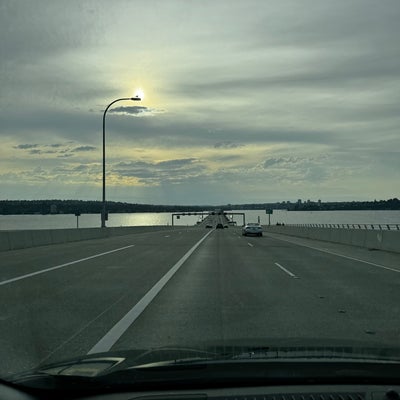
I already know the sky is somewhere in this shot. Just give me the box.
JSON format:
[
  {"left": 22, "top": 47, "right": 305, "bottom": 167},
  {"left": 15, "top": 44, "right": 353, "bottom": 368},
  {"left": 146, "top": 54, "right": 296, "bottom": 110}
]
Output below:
[{"left": 0, "top": 0, "right": 399, "bottom": 205}]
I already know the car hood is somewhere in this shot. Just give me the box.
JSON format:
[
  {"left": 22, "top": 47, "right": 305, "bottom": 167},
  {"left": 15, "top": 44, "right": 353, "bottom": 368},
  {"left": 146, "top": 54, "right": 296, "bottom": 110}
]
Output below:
[{"left": 6, "top": 338, "right": 400, "bottom": 390}]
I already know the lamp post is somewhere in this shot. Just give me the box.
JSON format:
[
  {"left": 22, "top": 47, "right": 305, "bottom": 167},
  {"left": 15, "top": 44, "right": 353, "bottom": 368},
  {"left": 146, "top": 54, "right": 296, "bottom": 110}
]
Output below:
[{"left": 101, "top": 96, "right": 141, "bottom": 228}]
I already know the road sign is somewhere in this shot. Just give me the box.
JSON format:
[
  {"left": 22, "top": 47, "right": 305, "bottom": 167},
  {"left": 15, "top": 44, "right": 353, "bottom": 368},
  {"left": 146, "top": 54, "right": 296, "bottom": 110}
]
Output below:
[{"left": 266, "top": 209, "right": 273, "bottom": 214}]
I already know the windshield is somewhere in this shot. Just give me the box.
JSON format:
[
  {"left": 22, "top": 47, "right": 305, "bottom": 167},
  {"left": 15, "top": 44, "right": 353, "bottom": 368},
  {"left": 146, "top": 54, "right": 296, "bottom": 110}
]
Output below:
[{"left": 1, "top": 0, "right": 400, "bottom": 389}]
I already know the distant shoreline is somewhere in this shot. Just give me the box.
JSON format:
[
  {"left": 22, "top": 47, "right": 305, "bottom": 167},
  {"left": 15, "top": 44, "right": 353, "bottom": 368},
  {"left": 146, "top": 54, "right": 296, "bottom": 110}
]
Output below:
[{"left": 0, "top": 198, "right": 399, "bottom": 215}]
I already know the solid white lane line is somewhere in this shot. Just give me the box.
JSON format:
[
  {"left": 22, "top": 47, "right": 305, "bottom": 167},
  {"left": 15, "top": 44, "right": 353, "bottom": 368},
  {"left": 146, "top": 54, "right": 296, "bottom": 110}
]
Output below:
[
  {"left": 247, "top": 242, "right": 254, "bottom": 247},
  {"left": 0, "top": 245, "right": 135, "bottom": 286},
  {"left": 270, "top": 235, "right": 400, "bottom": 274},
  {"left": 274, "top": 262, "right": 298, "bottom": 278},
  {"left": 87, "top": 229, "right": 214, "bottom": 355}
]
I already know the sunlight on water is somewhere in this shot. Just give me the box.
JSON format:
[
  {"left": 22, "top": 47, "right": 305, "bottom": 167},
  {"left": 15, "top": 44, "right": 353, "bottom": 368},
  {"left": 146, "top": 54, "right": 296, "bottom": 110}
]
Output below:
[{"left": 0, "top": 212, "right": 203, "bottom": 230}]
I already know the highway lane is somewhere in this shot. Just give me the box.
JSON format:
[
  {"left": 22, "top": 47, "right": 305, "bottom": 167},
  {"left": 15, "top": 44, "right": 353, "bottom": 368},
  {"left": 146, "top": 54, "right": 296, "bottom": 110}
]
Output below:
[
  {"left": 244, "top": 232, "right": 400, "bottom": 341},
  {"left": 1, "top": 225, "right": 400, "bottom": 376},
  {"left": 0, "top": 227, "right": 209, "bottom": 375},
  {"left": 0, "top": 227, "right": 197, "bottom": 283},
  {"left": 111, "top": 228, "right": 400, "bottom": 351},
  {"left": 264, "top": 230, "right": 400, "bottom": 271}
]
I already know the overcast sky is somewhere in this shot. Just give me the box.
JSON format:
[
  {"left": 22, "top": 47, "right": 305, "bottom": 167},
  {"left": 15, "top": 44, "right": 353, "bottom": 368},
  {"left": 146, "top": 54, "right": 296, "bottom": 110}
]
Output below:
[{"left": 1, "top": 0, "right": 399, "bottom": 205}]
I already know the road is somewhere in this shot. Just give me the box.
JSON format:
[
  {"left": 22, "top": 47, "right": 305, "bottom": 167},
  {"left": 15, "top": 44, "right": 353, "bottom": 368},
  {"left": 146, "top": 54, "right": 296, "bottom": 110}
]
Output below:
[{"left": 1, "top": 221, "right": 400, "bottom": 376}]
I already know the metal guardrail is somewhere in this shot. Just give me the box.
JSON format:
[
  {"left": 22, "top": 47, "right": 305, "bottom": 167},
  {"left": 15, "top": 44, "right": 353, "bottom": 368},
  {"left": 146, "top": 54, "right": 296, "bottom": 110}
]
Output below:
[{"left": 286, "top": 223, "right": 400, "bottom": 230}]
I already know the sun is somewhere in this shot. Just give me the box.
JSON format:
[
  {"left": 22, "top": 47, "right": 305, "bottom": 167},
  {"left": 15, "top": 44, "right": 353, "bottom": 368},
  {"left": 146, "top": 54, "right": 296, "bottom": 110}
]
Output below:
[{"left": 134, "top": 88, "right": 145, "bottom": 100}]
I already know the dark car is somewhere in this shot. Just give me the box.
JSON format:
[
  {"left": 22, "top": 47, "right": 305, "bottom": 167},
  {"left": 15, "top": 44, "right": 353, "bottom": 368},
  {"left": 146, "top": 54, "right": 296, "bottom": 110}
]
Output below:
[{"left": 216, "top": 223, "right": 224, "bottom": 229}]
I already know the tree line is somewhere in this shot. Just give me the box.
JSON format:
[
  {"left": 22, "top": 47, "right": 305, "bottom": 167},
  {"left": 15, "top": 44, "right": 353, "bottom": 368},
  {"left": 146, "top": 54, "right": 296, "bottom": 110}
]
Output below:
[
  {"left": 0, "top": 198, "right": 399, "bottom": 215},
  {"left": 0, "top": 200, "right": 209, "bottom": 215}
]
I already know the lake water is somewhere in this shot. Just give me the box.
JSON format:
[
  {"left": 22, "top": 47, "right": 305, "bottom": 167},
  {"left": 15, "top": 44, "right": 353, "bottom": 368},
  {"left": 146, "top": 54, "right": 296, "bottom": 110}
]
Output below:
[{"left": 0, "top": 210, "right": 399, "bottom": 230}]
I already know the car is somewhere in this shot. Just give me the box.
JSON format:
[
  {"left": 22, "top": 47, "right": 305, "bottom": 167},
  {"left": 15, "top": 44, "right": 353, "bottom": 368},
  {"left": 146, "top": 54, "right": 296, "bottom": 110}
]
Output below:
[
  {"left": 242, "top": 223, "right": 263, "bottom": 236},
  {"left": 216, "top": 223, "right": 224, "bottom": 229},
  {"left": 205, "top": 224, "right": 213, "bottom": 228}
]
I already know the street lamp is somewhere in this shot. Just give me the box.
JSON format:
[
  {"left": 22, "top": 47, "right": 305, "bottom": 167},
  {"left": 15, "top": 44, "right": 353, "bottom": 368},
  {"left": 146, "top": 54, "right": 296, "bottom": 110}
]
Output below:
[{"left": 101, "top": 96, "right": 141, "bottom": 228}]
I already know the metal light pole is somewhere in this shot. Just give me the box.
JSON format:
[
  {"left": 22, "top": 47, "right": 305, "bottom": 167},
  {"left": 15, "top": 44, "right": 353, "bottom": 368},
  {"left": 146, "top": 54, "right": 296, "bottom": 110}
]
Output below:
[{"left": 101, "top": 96, "right": 141, "bottom": 228}]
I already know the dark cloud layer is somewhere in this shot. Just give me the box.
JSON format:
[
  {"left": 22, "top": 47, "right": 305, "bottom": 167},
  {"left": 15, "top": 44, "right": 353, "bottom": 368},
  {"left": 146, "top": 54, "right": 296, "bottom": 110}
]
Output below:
[
  {"left": 109, "top": 106, "right": 162, "bottom": 117},
  {"left": 113, "top": 158, "right": 204, "bottom": 184},
  {"left": 214, "top": 142, "right": 244, "bottom": 149},
  {"left": 13, "top": 142, "right": 96, "bottom": 158},
  {"left": 13, "top": 144, "right": 39, "bottom": 150},
  {"left": 74, "top": 146, "right": 97, "bottom": 152}
]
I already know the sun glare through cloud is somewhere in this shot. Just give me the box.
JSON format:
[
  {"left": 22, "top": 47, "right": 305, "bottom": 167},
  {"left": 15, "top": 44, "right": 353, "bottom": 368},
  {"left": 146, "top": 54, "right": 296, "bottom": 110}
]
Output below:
[{"left": 134, "top": 88, "right": 145, "bottom": 100}]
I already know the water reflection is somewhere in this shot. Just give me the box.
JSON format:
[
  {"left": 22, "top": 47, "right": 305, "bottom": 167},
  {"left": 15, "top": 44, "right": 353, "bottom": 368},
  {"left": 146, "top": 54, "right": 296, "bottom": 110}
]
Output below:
[{"left": 0, "top": 212, "right": 202, "bottom": 230}]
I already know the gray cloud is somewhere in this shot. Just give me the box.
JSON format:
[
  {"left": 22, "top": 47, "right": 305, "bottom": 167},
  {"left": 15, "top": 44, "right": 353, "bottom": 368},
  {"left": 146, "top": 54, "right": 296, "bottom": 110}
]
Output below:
[
  {"left": 13, "top": 144, "right": 40, "bottom": 150},
  {"left": 156, "top": 158, "right": 197, "bottom": 168},
  {"left": 0, "top": 1, "right": 106, "bottom": 62},
  {"left": 253, "top": 153, "right": 366, "bottom": 186},
  {"left": 263, "top": 157, "right": 301, "bottom": 168},
  {"left": 110, "top": 106, "right": 148, "bottom": 115},
  {"left": 12, "top": 142, "right": 97, "bottom": 158},
  {"left": 214, "top": 141, "right": 244, "bottom": 149},
  {"left": 57, "top": 154, "right": 74, "bottom": 158},
  {"left": 109, "top": 106, "right": 164, "bottom": 117},
  {"left": 112, "top": 158, "right": 205, "bottom": 184},
  {"left": 73, "top": 146, "right": 97, "bottom": 152}
]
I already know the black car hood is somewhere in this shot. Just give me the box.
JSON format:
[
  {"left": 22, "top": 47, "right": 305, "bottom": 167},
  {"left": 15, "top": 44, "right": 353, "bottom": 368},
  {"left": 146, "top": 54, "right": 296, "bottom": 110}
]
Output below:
[
  {"left": 8, "top": 337, "right": 400, "bottom": 377},
  {"left": 5, "top": 338, "right": 400, "bottom": 394}
]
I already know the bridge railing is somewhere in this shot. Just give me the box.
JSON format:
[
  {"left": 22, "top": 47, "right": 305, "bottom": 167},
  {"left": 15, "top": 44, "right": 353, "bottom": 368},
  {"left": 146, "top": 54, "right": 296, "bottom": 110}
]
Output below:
[{"left": 283, "top": 223, "right": 400, "bottom": 230}]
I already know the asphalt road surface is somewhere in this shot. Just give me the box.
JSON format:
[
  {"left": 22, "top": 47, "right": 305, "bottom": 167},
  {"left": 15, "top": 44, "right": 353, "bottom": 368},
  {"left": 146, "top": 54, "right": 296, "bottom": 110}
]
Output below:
[{"left": 1, "top": 221, "right": 400, "bottom": 376}]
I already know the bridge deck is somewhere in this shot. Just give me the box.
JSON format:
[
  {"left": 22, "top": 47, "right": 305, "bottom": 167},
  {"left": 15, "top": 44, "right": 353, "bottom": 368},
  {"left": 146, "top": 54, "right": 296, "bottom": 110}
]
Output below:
[{"left": 1, "top": 225, "right": 400, "bottom": 375}]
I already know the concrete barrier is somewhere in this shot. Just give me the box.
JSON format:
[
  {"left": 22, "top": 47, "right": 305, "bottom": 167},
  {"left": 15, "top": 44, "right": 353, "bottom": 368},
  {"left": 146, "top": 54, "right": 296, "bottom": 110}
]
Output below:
[
  {"left": 350, "top": 229, "right": 367, "bottom": 248},
  {"left": 0, "top": 232, "right": 11, "bottom": 251},
  {"left": 382, "top": 230, "right": 400, "bottom": 253},
  {"left": 264, "top": 225, "right": 400, "bottom": 254},
  {"left": 50, "top": 229, "right": 69, "bottom": 245},
  {"left": 364, "top": 230, "right": 383, "bottom": 250},
  {"left": 0, "top": 225, "right": 187, "bottom": 252},
  {"left": 7, "top": 230, "right": 34, "bottom": 250},
  {"left": 31, "top": 230, "right": 53, "bottom": 247}
]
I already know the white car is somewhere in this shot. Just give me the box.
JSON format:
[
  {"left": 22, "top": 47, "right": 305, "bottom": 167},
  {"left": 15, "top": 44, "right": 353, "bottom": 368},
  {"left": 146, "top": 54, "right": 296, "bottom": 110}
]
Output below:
[{"left": 242, "top": 223, "right": 263, "bottom": 237}]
